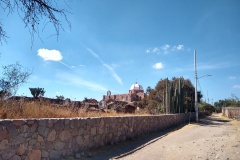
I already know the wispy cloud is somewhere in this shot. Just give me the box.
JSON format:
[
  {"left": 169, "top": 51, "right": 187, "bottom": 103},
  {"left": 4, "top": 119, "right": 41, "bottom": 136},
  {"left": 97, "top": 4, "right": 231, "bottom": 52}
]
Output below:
[
  {"left": 56, "top": 72, "right": 108, "bottom": 91},
  {"left": 172, "top": 45, "right": 184, "bottom": 51},
  {"left": 59, "top": 61, "right": 74, "bottom": 69},
  {"left": 86, "top": 48, "right": 123, "bottom": 85},
  {"left": 146, "top": 44, "right": 185, "bottom": 54},
  {"left": 153, "top": 62, "right": 164, "bottom": 69},
  {"left": 161, "top": 44, "right": 170, "bottom": 54},
  {"left": 229, "top": 76, "right": 236, "bottom": 80},
  {"left": 38, "top": 48, "right": 74, "bottom": 69},
  {"left": 233, "top": 85, "right": 240, "bottom": 89}
]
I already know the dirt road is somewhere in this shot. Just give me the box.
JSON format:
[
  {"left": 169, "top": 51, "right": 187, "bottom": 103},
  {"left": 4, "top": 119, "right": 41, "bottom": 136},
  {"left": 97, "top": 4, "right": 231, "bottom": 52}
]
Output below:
[
  {"left": 79, "top": 114, "right": 240, "bottom": 160},
  {"left": 112, "top": 114, "right": 240, "bottom": 160}
]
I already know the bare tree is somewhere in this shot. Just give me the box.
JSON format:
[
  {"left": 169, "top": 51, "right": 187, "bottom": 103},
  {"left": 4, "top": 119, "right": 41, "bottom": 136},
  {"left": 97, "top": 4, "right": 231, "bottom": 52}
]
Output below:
[
  {"left": 0, "top": 62, "right": 31, "bottom": 99},
  {"left": 0, "top": 0, "right": 71, "bottom": 46}
]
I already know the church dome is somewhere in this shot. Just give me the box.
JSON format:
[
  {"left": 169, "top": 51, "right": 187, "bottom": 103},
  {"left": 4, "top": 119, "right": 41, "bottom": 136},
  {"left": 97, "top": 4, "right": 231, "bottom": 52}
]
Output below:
[{"left": 130, "top": 82, "right": 143, "bottom": 91}]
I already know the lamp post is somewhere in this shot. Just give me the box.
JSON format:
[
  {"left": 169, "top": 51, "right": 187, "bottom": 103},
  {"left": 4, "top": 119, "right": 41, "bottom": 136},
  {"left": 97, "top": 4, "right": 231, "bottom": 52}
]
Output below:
[{"left": 194, "top": 50, "right": 212, "bottom": 122}]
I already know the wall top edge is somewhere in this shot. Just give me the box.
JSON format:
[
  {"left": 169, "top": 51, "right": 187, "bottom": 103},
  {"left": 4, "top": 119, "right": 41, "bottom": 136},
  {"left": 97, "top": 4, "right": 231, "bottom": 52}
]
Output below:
[{"left": 0, "top": 113, "right": 193, "bottom": 122}]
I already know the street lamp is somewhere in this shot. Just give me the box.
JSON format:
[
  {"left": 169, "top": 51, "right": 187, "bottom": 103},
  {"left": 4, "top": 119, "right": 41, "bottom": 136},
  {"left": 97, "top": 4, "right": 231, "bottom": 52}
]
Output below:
[{"left": 194, "top": 50, "right": 212, "bottom": 122}]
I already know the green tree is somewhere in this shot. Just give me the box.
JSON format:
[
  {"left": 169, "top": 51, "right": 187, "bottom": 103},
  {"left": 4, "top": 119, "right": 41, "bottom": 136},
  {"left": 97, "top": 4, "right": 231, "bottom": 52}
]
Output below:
[
  {"left": 147, "top": 100, "right": 162, "bottom": 114},
  {"left": 146, "top": 86, "right": 153, "bottom": 96},
  {"left": 148, "top": 77, "right": 196, "bottom": 113},
  {"left": 56, "top": 95, "right": 65, "bottom": 100},
  {"left": 29, "top": 87, "right": 45, "bottom": 98},
  {"left": 214, "top": 94, "right": 240, "bottom": 109},
  {"left": 199, "top": 102, "right": 215, "bottom": 112}
]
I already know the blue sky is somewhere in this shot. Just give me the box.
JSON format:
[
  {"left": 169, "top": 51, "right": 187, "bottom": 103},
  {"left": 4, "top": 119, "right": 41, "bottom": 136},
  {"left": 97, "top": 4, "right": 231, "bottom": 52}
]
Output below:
[{"left": 0, "top": 0, "right": 239, "bottom": 103}]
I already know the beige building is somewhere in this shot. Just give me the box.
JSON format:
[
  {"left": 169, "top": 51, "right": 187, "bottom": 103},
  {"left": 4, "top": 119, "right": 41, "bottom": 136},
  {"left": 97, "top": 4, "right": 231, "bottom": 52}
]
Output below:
[{"left": 103, "top": 82, "right": 145, "bottom": 103}]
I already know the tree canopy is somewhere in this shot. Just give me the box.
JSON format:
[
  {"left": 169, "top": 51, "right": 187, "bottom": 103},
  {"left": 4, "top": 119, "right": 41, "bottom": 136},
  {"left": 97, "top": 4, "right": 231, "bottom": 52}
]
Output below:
[
  {"left": 147, "top": 77, "right": 201, "bottom": 114},
  {"left": 29, "top": 87, "right": 45, "bottom": 98}
]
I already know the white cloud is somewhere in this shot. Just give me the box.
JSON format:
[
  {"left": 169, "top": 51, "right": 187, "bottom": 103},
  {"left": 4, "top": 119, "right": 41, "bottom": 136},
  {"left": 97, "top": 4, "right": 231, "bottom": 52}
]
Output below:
[
  {"left": 145, "top": 49, "right": 150, "bottom": 53},
  {"left": 86, "top": 48, "right": 123, "bottom": 85},
  {"left": 38, "top": 48, "right": 62, "bottom": 61},
  {"left": 162, "top": 44, "right": 170, "bottom": 50},
  {"left": 173, "top": 45, "right": 184, "bottom": 51},
  {"left": 233, "top": 85, "right": 240, "bottom": 89},
  {"left": 56, "top": 72, "right": 108, "bottom": 91},
  {"left": 229, "top": 76, "right": 236, "bottom": 80},
  {"left": 153, "top": 62, "right": 164, "bottom": 69},
  {"left": 146, "top": 44, "right": 184, "bottom": 54},
  {"left": 152, "top": 47, "right": 160, "bottom": 53}
]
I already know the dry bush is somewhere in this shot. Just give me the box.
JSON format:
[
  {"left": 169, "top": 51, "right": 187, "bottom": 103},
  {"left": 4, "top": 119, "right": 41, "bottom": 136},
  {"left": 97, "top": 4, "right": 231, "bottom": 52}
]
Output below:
[{"left": 0, "top": 99, "right": 149, "bottom": 119}]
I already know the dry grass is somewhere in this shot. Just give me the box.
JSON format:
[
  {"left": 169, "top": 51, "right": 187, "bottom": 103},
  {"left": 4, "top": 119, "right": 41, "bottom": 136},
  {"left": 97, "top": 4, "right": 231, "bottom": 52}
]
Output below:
[{"left": 0, "top": 99, "right": 149, "bottom": 119}]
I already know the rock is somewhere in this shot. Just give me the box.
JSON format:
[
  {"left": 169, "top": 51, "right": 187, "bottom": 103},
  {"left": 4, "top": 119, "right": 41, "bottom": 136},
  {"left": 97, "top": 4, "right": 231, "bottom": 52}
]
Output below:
[
  {"left": 17, "top": 143, "right": 26, "bottom": 155},
  {"left": 54, "top": 120, "right": 64, "bottom": 131},
  {"left": 54, "top": 140, "right": 65, "bottom": 150},
  {"left": 75, "top": 153, "right": 81, "bottom": 158},
  {"left": 45, "top": 141, "right": 54, "bottom": 150},
  {"left": 49, "top": 150, "right": 62, "bottom": 159},
  {"left": 37, "top": 125, "right": 45, "bottom": 135},
  {"left": 59, "top": 130, "right": 71, "bottom": 141},
  {"left": 76, "top": 136, "right": 84, "bottom": 145},
  {"left": 28, "top": 149, "right": 41, "bottom": 160},
  {"left": 39, "top": 120, "right": 47, "bottom": 127},
  {"left": 12, "top": 136, "right": 25, "bottom": 146},
  {"left": 0, "top": 139, "right": 8, "bottom": 150},
  {"left": 20, "top": 125, "right": 29, "bottom": 132},
  {"left": 0, "top": 129, "right": 8, "bottom": 141},
  {"left": 12, "top": 155, "right": 21, "bottom": 160},
  {"left": 1, "top": 149, "right": 15, "bottom": 160},
  {"left": 42, "top": 150, "right": 49, "bottom": 158},
  {"left": 37, "top": 135, "right": 44, "bottom": 142},
  {"left": 30, "top": 123, "right": 38, "bottom": 132},
  {"left": 47, "top": 130, "right": 57, "bottom": 141},
  {"left": 12, "top": 120, "right": 25, "bottom": 126},
  {"left": 91, "top": 127, "right": 97, "bottom": 136},
  {"left": 6, "top": 124, "right": 18, "bottom": 137}
]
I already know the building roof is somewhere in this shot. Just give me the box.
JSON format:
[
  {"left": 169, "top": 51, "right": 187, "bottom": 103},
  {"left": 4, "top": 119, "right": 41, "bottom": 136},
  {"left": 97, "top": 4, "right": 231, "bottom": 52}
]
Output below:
[{"left": 130, "top": 82, "right": 143, "bottom": 91}]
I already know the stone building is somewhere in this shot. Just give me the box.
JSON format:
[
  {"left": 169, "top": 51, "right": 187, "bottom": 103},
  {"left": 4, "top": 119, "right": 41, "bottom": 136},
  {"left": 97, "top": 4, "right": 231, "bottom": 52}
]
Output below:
[{"left": 102, "top": 82, "right": 145, "bottom": 103}]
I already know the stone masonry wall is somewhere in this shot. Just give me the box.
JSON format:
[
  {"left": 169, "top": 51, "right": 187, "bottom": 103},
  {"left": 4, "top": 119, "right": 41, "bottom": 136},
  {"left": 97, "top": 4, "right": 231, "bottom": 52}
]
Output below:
[
  {"left": 0, "top": 113, "right": 195, "bottom": 160},
  {"left": 222, "top": 107, "right": 240, "bottom": 120}
]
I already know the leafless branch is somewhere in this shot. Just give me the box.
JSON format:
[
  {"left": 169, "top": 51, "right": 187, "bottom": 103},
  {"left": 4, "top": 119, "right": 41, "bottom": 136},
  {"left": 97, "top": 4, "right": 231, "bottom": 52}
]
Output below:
[{"left": 0, "top": 0, "right": 71, "bottom": 47}]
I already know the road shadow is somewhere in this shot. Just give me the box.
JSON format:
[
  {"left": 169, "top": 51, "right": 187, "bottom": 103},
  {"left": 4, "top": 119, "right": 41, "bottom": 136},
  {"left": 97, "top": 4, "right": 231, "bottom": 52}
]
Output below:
[
  {"left": 78, "top": 123, "right": 187, "bottom": 160},
  {"left": 198, "top": 114, "right": 231, "bottom": 126}
]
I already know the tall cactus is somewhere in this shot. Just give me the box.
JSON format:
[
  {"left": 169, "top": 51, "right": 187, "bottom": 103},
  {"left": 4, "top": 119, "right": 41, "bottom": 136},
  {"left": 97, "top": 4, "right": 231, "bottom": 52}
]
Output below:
[{"left": 164, "top": 77, "right": 185, "bottom": 114}]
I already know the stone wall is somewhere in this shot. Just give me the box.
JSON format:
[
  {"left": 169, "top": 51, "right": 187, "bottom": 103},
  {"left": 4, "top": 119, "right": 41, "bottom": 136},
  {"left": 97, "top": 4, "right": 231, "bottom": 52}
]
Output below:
[
  {"left": 0, "top": 113, "right": 195, "bottom": 160},
  {"left": 222, "top": 107, "right": 240, "bottom": 120}
]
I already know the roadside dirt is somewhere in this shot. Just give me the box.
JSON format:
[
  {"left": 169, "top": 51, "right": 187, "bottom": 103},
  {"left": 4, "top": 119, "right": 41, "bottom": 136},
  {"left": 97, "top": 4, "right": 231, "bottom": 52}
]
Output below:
[{"left": 72, "top": 113, "right": 240, "bottom": 160}]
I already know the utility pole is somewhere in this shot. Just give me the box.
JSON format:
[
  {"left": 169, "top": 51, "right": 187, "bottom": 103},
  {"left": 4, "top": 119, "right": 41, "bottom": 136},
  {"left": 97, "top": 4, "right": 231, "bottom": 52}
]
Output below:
[
  {"left": 166, "top": 78, "right": 169, "bottom": 114},
  {"left": 194, "top": 50, "right": 198, "bottom": 122},
  {"left": 207, "top": 90, "right": 209, "bottom": 104}
]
